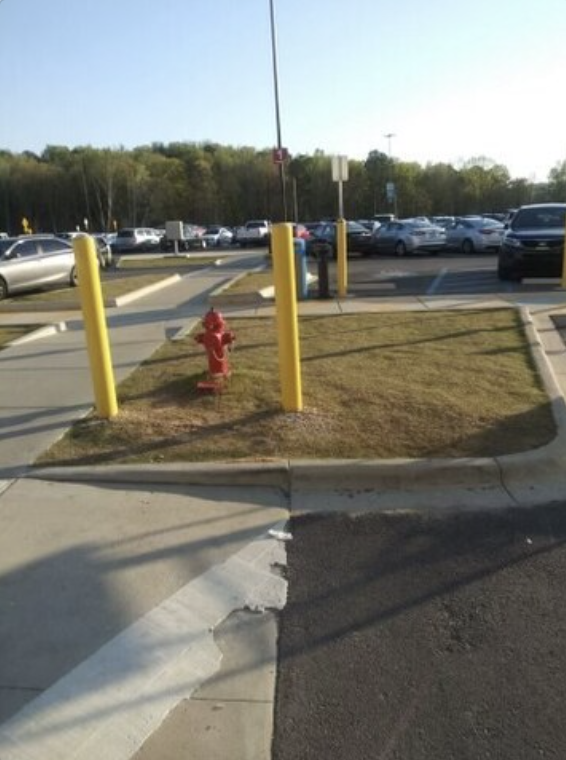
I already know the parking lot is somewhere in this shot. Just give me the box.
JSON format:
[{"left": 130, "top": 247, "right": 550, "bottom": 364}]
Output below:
[{"left": 332, "top": 252, "right": 565, "bottom": 299}]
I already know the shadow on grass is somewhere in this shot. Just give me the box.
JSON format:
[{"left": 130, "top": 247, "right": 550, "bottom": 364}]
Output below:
[
  {"left": 37, "top": 399, "right": 558, "bottom": 467},
  {"left": 408, "top": 400, "right": 556, "bottom": 458},
  {"left": 39, "top": 407, "right": 282, "bottom": 467}
]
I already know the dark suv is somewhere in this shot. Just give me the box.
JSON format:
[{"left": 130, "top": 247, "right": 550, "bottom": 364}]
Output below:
[{"left": 497, "top": 203, "right": 566, "bottom": 282}]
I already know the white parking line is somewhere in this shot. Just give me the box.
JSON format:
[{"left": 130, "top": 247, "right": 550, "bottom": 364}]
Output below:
[
  {"left": 0, "top": 524, "right": 288, "bottom": 760},
  {"left": 426, "top": 267, "right": 448, "bottom": 295}
]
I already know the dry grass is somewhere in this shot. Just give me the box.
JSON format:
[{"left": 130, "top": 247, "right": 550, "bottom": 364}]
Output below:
[
  {"left": 39, "top": 309, "right": 556, "bottom": 466},
  {"left": 117, "top": 256, "right": 220, "bottom": 269},
  {"left": 226, "top": 271, "right": 273, "bottom": 294},
  {"left": 0, "top": 273, "right": 171, "bottom": 305}
]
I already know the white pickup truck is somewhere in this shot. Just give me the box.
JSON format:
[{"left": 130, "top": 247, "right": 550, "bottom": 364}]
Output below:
[{"left": 235, "top": 220, "right": 271, "bottom": 248}]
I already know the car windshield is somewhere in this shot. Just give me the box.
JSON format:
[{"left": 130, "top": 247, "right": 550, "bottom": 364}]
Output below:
[
  {"left": 206, "top": 227, "right": 220, "bottom": 234},
  {"left": 117, "top": 229, "right": 135, "bottom": 238},
  {"left": 511, "top": 207, "right": 566, "bottom": 230},
  {"left": 0, "top": 240, "right": 14, "bottom": 255}
]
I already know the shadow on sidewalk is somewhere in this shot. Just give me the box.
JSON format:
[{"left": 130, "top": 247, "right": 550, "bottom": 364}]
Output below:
[{"left": 0, "top": 482, "right": 282, "bottom": 730}]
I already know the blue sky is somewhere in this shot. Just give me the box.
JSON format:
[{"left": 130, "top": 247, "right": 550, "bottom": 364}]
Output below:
[{"left": 1, "top": 0, "right": 565, "bottom": 180}]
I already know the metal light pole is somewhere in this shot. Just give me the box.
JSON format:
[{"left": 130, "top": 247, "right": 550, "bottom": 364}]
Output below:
[
  {"left": 384, "top": 132, "right": 398, "bottom": 217},
  {"left": 384, "top": 132, "right": 395, "bottom": 159},
  {"left": 269, "top": 0, "right": 288, "bottom": 221}
]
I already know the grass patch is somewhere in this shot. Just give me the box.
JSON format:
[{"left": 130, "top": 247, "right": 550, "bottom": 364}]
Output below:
[
  {"left": 117, "top": 256, "right": 220, "bottom": 269},
  {"left": 226, "top": 271, "right": 273, "bottom": 294},
  {"left": 0, "top": 325, "right": 42, "bottom": 348},
  {"left": 38, "top": 309, "right": 556, "bottom": 466},
  {"left": 0, "top": 273, "right": 173, "bottom": 305}
]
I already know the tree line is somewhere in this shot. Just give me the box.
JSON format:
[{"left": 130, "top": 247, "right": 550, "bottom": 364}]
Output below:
[{"left": 0, "top": 142, "right": 564, "bottom": 235}]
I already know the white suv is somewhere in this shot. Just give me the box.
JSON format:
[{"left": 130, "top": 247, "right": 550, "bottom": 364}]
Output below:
[
  {"left": 112, "top": 228, "right": 162, "bottom": 253},
  {"left": 236, "top": 220, "right": 271, "bottom": 247}
]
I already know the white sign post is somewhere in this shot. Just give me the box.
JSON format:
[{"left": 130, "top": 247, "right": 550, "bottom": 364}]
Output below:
[{"left": 331, "top": 155, "right": 349, "bottom": 218}]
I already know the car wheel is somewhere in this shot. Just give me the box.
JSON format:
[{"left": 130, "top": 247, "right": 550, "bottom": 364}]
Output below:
[
  {"left": 0, "top": 277, "right": 8, "bottom": 301},
  {"left": 497, "top": 263, "right": 523, "bottom": 282},
  {"left": 497, "top": 263, "right": 520, "bottom": 282},
  {"left": 70, "top": 266, "right": 78, "bottom": 287},
  {"left": 395, "top": 241, "right": 407, "bottom": 257},
  {"left": 462, "top": 238, "right": 475, "bottom": 255}
]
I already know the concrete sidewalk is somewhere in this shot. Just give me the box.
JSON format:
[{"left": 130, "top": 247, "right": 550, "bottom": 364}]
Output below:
[
  {"left": 0, "top": 264, "right": 291, "bottom": 760},
  {"left": 2, "top": 265, "right": 566, "bottom": 759}
]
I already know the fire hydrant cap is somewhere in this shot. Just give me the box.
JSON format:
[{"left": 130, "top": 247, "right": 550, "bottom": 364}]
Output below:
[{"left": 203, "top": 308, "right": 225, "bottom": 331}]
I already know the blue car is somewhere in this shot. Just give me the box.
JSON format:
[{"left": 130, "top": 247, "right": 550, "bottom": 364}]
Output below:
[{"left": 497, "top": 203, "right": 566, "bottom": 282}]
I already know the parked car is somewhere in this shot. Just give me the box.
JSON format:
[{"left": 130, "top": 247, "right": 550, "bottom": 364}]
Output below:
[
  {"left": 445, "top": 217, "right": 504, "bottom": 254},
  {"left": 91, "top": 234, "right": 113, "bottom": 268},
  {"left": 358, "top": 219, "right": 382, "bottom": 233},
  {"left": 503, "top": 208, "right": 518, "bottom": 226},
  {"left": 113, "top": 227, "right": 162, "bottom": 253},
  {"left": 307, "top": 220, "right": 372, "bottom": 257},
  {"left": 303, "top": 222, "right": 322, "bottom": 233},
  {"left": 497, "top": 203, "right": 566, "bottom": 282},
  {"left": 201, "top": 226, "right": 234, "bottom": 247},
  {"left": 235, "top": 220, "right": 271, "bottom": 247},
  {"left": 372, "top": 219, "right": 446, "bottom": 256},
  {"left": 373, "top": 213, "right": 396, "bottom": 225},
  {"left": 56, "top": 231, "right": 112, "bottom": 268},
  {"left": 0, "top": 236, "right": 77, "bottom": 300},
  {"left": 431, "top": 216, "right": 455, "bottom": 229}
]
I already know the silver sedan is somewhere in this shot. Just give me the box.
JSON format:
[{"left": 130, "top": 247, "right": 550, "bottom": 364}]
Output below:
[
  {"left": 0, "top": 236, "right": 77, "bottom": 300},
  {"left": 372, "top": 219, "right": 447, "bottom": 256},
  {"left": 445, "top": 217, "right": 504, "bottom": 253}
]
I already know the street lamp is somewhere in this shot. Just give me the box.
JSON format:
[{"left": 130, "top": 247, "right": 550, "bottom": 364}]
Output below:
[
  {"left": 384, "top": 132, "right": 395, "bottom": 159},
  {"left": 384, "top": 132, "right": 398, "bottom": 217},
  {"left": 269, "top": 0, "right": 288, "bottom": 221}
]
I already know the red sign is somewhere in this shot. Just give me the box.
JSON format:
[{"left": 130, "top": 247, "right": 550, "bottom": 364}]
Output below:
[{"left": 272, "top": 147, "right": 289, "bottom": 165}]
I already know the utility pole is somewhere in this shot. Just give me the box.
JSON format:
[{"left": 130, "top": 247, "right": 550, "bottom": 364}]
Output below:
[
  {"left": 269, "top": 0, "right": 288, "bottom": 221},
  {"left": 384, "top": 132, "right": 395, "bottom": 159},
  {"left": 384, "top": 132, "right": 398, "bottom": 217}
]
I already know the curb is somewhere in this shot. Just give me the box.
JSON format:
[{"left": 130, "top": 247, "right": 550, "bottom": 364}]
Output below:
[
  {"left": 111, "top": 274, "right": 181, "bottom": 306},
  {"left": 23, "top": 451, "right": 555, "bottom": 493},
  {"left": 208, "top": 264, "right": 269, "bottom": 307},
  {"left": 28, "top": 462, "right": 291, "bottom": 489},
  {"left": 0, "top": 275, "right": 182, "bottom": 313},
  {"left": 6, "top": 321, "right": 68, "bottom": 347}
]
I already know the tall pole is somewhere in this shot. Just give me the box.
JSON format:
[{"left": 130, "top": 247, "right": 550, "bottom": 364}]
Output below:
[
  {"left": 269, "top": 0, "right": 288, "bottom": 221},
  {"left": 384, "top": 132, "right": 398, "bottom": 217}
]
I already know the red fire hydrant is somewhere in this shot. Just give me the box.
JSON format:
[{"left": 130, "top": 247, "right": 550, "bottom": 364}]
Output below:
[{"left": 195, "top": 308, "right": 235, "bottom": 390}]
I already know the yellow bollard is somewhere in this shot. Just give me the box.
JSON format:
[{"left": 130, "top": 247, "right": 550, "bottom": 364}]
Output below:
[
  {"left": 336, "top": 218, "right": 348, "bottom": 299},
  {"left": 271, "top": 223, "right": 303, "bottom": 412},
  {"left": 72, "top": 235, "right": 118, "bottom": 419}
]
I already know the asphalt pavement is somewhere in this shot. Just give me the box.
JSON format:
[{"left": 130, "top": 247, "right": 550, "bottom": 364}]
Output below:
[
  {"left": 3, "top": 254, "right": 566, "bottom": 759},
  {"left": 274, "top": 506, "right": 566, "bottom": 760}
]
